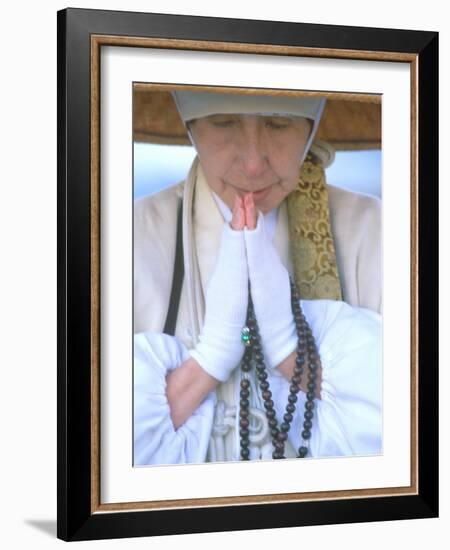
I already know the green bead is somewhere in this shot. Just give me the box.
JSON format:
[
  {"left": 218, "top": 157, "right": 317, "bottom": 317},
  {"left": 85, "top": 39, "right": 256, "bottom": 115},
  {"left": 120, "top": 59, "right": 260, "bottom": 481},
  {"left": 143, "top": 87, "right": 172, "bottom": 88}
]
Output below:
[{"left": 241, "top": 327, "right": 252, "bottom": 346}]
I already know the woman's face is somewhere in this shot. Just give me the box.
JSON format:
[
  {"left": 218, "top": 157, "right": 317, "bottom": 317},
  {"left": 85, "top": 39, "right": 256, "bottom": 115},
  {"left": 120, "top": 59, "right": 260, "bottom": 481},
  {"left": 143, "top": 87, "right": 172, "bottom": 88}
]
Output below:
[{"left": 188, "top": 114, "right": 312, "bottom": 213}]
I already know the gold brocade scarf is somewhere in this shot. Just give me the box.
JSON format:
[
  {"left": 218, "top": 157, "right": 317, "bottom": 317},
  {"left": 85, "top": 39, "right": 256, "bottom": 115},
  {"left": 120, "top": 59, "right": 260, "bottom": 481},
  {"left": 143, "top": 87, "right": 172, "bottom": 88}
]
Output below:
[{"left": 287, "top": 155, "right": 342, "bottom": 300}]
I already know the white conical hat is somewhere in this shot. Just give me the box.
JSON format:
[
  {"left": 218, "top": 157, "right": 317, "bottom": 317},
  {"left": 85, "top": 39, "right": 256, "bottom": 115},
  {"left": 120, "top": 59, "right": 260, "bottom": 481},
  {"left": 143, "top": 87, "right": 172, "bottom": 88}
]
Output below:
[
  {"left": 172, "top": 90, "right": 325, "bottom": 122},
  {"left": 172, "top": 89, "right": 326, "bottom": 159}
]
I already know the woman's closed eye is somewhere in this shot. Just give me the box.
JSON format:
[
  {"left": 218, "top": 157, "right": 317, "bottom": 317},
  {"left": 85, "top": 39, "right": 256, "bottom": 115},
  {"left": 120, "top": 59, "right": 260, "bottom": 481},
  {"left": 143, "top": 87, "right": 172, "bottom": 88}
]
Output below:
[
  {"left": 209, "top": 115, "right": 239, "bottom": 128},
  {"left": 263, "top": 116, "right": 294, "bottom": 130}
]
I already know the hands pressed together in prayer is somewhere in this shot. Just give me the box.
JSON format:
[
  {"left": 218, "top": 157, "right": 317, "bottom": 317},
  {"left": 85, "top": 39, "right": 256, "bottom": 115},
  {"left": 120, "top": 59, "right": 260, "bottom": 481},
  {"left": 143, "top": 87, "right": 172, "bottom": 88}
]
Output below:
[{"left": 166, "top": 193, "right": 322, "bottom": 429}]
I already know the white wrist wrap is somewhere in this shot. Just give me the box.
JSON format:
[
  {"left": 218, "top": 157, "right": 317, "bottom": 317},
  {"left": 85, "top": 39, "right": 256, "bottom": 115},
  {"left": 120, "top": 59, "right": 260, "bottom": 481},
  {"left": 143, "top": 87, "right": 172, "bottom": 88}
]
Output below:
[
  {"left": 190, "top": 223, "right": 249, "bottom": 382},
  {"left": 244, "top": 212, "right": 297, "bottom": 369}
]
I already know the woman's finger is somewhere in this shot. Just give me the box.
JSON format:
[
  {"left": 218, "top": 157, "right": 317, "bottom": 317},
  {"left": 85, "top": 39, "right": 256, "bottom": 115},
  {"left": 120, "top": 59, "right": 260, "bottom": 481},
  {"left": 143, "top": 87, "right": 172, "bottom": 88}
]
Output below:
[
  {"left": 244, "top": 192, "right": 257, "bottom": 230},
  {"left": 230, "top": 195, "right": 245, "bottom": 230}
]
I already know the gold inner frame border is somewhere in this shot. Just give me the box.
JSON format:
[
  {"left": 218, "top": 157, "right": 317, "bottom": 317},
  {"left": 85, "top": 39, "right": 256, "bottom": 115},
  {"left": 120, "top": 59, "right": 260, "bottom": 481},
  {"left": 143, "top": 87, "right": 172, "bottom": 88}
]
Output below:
[{"left": 90, "top": 34, "right": 419, "bottom": 514}]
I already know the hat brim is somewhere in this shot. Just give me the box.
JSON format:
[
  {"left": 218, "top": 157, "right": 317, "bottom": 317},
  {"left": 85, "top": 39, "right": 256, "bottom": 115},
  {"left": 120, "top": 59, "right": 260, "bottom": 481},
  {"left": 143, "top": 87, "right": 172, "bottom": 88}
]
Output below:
[{"left": 133, "top": 85, "right": 381, "bottom": 151}]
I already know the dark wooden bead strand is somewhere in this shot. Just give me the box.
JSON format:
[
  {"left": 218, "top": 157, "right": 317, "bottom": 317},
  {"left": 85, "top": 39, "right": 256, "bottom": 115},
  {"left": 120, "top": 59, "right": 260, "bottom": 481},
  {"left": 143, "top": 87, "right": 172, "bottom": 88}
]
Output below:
[
  {"left": 290, "top": 278, "right": 319, "bottom": 457},
  {"left": 239, "top": 346, "right": 253, "bottom": 460},
  {"left": 239, "top": 278, "right": 320, "bottom": 461}
]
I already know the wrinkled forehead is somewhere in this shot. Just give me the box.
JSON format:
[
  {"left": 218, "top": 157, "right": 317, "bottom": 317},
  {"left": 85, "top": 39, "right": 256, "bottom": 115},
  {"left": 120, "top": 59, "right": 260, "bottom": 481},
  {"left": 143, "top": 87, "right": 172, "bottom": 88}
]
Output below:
[{"left": 172, "top": 90, "right": 325, "bottom": 123}]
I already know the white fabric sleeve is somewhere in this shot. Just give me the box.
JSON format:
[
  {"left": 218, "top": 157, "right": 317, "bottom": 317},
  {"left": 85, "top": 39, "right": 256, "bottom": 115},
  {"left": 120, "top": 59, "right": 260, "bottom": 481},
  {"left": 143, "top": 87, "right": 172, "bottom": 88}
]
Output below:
[
  {"left": 268, "top": 299, "right": 382, "bottom": 458},
  {"left": 134, "top": 332, "right": 216, "bottom": 466}
]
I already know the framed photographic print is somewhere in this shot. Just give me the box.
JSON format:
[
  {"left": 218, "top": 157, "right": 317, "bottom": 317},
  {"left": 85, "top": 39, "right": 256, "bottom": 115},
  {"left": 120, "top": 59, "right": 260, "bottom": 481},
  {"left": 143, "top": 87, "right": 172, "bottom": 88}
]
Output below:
[{"left": 57, "top": 7, "right": 438, "bottom": 541}]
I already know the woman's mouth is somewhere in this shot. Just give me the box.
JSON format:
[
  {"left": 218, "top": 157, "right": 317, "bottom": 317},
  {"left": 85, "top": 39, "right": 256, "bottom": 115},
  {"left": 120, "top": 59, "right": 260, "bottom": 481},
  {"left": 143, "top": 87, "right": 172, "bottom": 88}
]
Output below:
[
  {"left": 251, "top": 186, "right": 272, "bottom": 202},
  {"left": 232, "top": 184, "right": 272, "bottom": 199}
]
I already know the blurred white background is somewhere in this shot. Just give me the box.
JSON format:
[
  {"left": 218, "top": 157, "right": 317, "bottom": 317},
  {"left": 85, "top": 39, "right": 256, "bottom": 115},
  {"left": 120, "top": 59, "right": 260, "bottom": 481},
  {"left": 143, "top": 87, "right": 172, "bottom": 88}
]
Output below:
[{"left": 134, "top": 144, "right": 382, "bottom": 199}]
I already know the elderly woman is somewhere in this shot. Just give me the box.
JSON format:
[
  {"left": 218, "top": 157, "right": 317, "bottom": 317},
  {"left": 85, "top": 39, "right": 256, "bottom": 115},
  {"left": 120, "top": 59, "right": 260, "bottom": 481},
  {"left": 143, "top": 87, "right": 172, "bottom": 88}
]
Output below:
[{"left": 133, "top": 91, "right": 382, "bottom": 465}]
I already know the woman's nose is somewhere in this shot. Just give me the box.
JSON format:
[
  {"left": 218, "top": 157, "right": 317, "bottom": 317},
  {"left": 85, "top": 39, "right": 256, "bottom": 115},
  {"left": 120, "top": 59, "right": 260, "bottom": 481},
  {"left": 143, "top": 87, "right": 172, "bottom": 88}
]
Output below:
[{"left": 237, "top": 122, "right": 269, "bottom": 178}]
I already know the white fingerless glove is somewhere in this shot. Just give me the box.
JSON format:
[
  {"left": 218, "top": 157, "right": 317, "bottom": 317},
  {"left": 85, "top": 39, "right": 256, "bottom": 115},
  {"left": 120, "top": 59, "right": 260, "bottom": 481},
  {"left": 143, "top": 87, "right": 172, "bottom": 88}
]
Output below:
[
  {"left": 244, "top": 212, "right": 297, "bottom": 370},
  {"left": 190, "top": 223, "right": 249, "bottom": 382}
]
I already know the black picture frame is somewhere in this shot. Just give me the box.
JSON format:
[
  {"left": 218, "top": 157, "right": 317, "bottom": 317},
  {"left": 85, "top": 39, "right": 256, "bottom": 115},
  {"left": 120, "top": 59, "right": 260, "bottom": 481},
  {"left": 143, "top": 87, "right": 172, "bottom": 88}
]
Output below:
[{"left": 57, "top": 7, "right": 438, "bottom": 542}]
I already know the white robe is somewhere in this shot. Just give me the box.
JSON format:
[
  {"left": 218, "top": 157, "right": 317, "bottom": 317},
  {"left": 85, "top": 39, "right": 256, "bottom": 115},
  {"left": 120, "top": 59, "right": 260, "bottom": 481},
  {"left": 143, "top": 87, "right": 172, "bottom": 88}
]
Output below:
[
  {"left": 133, "top": 157, "right": 382, "bottom": 465},
  {"left": 134, "top": 300, "right": 382, "bottom": 465}
]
